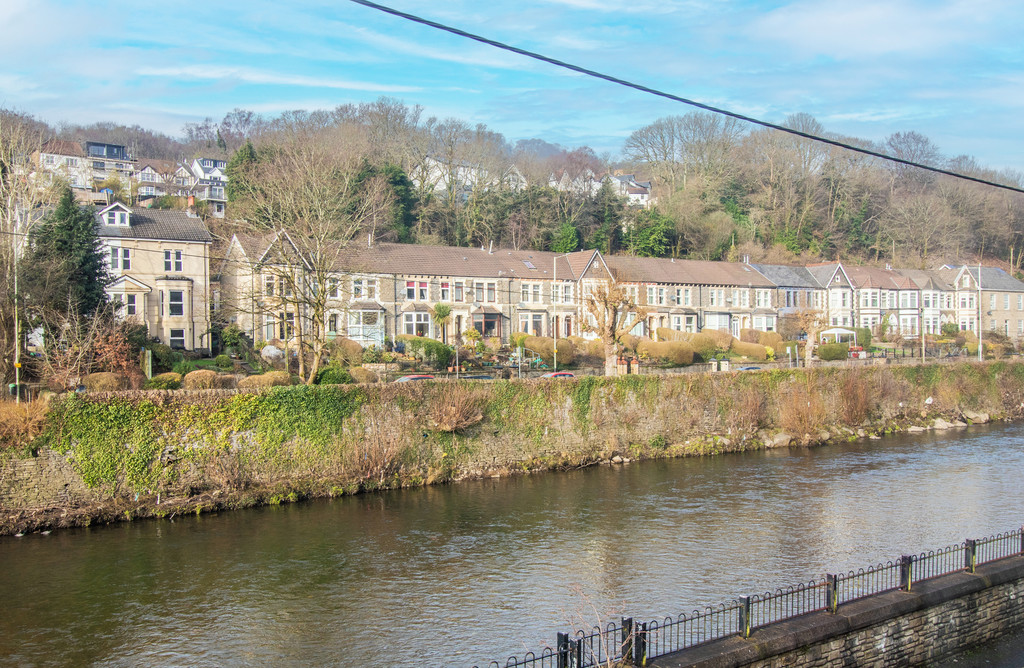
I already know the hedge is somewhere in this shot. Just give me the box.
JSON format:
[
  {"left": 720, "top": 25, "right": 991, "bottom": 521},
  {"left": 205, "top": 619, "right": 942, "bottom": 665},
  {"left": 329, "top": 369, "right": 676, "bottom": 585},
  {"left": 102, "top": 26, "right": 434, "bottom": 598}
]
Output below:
[
  {"left": 238, "top": 371, "right": 294, "bottom": 389},
  {"left": 730, "top": 340, "right": 768, "bottom": 361},
  {"left": 818, "top": 342, "right": 850, "bottom": 361},
  {"left": 637, "top": 340, "right": 695, "bottom": 366}
]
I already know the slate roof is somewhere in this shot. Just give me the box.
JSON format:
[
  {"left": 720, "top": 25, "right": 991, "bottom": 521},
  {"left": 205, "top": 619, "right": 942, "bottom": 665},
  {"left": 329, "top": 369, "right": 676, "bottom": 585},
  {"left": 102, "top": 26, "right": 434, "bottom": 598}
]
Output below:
[
  {"left": 96, "top": 207, "right": 212, "bottom": 243},
  {"left": 750, "top": 264, "right": 822, "bottom": 288},
  {"left": 40, "top": 139, "right": 84, "bottom": 157},
  {"left": 970, "top": 266, "right": 1024, "bottom": 292},
  {"left": 843, "top": 265, "right": 917, "bottom": 290},
  {"left": 605, "top": 255, "right": 774, "bottom": 287},
  {"left": 894, "top": 269, "right": 953, "bottom": 292}
]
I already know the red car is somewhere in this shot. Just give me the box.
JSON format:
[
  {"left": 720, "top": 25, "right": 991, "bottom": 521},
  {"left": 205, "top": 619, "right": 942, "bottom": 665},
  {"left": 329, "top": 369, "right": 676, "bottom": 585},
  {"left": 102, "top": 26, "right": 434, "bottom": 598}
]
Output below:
[{"left": 540, "top": 371, "right": 575, "bottom": 379}]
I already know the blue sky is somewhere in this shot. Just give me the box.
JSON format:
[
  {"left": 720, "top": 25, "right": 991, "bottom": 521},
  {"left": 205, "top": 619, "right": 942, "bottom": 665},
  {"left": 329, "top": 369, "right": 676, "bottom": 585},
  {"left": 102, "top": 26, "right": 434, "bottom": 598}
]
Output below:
[{"left": 3, "top": 0, "right": 1023, "bottom": 172}]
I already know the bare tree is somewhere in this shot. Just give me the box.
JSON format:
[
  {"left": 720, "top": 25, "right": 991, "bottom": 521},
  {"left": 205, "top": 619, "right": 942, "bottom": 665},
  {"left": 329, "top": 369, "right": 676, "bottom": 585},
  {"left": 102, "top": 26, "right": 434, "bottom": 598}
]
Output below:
[
  {"left": 229, "top": 124, "right": 394, "bottom": 384},
  {"left": 582, "top": 282, "right": 648, "bottom": 376}
]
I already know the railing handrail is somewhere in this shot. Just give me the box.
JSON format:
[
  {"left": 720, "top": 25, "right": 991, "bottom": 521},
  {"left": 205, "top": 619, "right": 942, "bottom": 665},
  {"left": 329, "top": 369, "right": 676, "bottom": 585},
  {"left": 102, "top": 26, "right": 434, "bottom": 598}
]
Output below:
[{"left": 473, "top": 525, "right": 1023, "bottom": 668}]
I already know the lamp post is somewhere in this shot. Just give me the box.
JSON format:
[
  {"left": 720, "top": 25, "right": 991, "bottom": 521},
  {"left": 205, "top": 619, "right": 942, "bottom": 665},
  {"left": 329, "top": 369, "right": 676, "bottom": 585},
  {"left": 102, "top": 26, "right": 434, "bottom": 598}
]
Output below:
[{"left": 978, "top": 263, "right": 983, "bottom": 362}]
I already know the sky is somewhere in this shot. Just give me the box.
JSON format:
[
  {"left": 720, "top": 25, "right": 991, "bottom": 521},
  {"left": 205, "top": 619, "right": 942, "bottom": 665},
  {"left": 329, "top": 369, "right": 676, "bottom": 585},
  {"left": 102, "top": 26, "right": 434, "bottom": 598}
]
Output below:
[{"left": 2, "top": 0, "right": 1023, "bottom": 172}]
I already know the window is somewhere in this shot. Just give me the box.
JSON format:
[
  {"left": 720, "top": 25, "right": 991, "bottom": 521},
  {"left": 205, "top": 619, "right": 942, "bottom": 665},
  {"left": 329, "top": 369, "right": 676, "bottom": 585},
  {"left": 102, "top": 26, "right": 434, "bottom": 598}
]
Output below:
[
  {"left": 487, "top": 283, "right": 496, "bottom": 302},
  {"left": 404, "top": 312, "right": 430, "bottom": 336},
  {"left": 93, "top": 160, "right": 106, "bottom": 170},
  {"left": 1005, "top": 294, "right": 1011, "bottom": 310},
  {"left": 472, "top": 313, "right": 501, "bottom": 337},
  {"left": 279, "top": 312, "right": 295, "bottom": 339},
  {"left": 43, "top": 154, "right": 55, "bottom": 166},
  {"left": 646, "top": 287, "right": 666, "bottom": 306},
  {"left": 353, "top": 278, "right": 377, "bottom": 300},
  {"left": 755, "top": 290, "right": 771, "bottom": 308},
  {"left": 349, "top": 311, "right": 381, "bottom": 341},
  {"left": 265, "top": 276, "right": 274, "bottom": 296},
  {"left": 962, "top": 276, "right": 970, "bottom": 288},
  {"left": 328, "top": 313, "right": 339, "bottom": 333},
  {"left": 328, "top": 279, "right": 339, "bottom": 299},
  {"left": 164, "top": 250, "right": 182, "bottom": 272},
  {"left": 125, "top": 294, "right": 136, "bottom": 316},
  {"left": 991, "top": 294, "right": 998, "bottom": 310},
  {"left": 677, "top": 288, "right": 692, "bottom": 307},
  {"left": 169, "top": 329, "right": 185, "bottom": 349},
  {"left": 454, "top": 281, "right": 464, "bottom": 302},
  {"left": 140, "top": 171, "right": 155, "bottom": 182},
  {"left": 66, "top": 158, "right": 78, "bottom": 167},
  {"left": 105, "top": 210, "right": 128, "bottom": 226},
  {"left": 1019, "top": 295, "right": 1023, "bottom": 311},
  {"left": 109, "top": 247, "right": 130, "bottom": 271},
  {"left": 441, "top": 282, "right": 450, "bottom": 301},
  {"left": 168, "top": 291, "right": 184, "bottom": 316},
  {"left": 519, "top": 313, "right": 544, "bottom": 336}
]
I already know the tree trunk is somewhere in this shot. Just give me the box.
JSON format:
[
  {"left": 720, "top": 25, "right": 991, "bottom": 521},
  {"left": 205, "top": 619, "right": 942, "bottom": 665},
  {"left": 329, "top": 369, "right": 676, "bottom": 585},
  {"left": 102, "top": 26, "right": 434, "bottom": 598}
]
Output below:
[{"left": 604, "top": 340, "right": 618, "bottom": 376}]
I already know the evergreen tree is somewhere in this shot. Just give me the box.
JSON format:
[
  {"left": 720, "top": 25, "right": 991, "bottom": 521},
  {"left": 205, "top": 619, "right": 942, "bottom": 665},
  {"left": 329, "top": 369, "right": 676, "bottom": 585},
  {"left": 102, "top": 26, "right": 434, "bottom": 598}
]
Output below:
[
  {"left": 22, "top": 187, "right": 107, "bottom": 319},
  {"left": 225, "top": 140, "right": 258, "bottom": 202},
  {"left": 550, "top": 221, "right": 579, "bottom": 253}
]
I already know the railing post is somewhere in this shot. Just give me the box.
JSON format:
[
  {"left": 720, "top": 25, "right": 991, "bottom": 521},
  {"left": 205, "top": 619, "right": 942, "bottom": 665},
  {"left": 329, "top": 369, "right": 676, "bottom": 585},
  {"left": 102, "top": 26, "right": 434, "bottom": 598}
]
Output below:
[
  {"left": 738, "top": 596, "right": 752, "bottom": 638},
  {"left": 557, "top": 632, "right": 569, "bottom": 668},
  {"left": 899, "top": 555, "right": 915, "bottom": 591},
  {"left": 573, "top": 638, "right": 583, "bottom": 668},
  {"left": 621, "top": 617, "right": 634, "bottom": 665},
  {"left": 1020, "top": 526, "right": 1024, "bottom": 556},
  {"left": 965, "top": 539, "right": 977, "bottom": 573},
  {"left": 634, "top": 622, "right": 647, "bottom": 666},
  {"left": 825, "top": 574, "right": 838, "bottom": 613}
]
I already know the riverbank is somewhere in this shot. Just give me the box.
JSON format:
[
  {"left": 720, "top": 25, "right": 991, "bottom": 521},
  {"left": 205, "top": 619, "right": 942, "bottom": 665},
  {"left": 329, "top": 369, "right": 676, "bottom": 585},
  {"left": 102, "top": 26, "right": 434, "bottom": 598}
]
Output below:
[{"left": 3, "top": 361, "right": 1023, "bottom": 536}]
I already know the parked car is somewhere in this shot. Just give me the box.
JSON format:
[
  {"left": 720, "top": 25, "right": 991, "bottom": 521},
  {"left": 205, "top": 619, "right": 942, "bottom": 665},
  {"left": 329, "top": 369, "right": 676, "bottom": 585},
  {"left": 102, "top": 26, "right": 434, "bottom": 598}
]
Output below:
[
  {"left": 738, "top": 366, "right": 761, "bottom": 371},
  {"left": 394, "top": 374, "right": 434, "bottom": 383},
  {"left": 459, "top": 374, "right": 493, "bottom": 380},
  {"left": 540, "top": 371, "right": 575, "bottom": 379}
]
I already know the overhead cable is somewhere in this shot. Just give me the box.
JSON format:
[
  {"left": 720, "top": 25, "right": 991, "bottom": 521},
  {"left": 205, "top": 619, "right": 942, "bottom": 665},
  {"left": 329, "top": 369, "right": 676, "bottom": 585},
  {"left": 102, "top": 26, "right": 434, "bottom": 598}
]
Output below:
[{"left": 348, "top": 0, "right": 1024, "bottom": 196}]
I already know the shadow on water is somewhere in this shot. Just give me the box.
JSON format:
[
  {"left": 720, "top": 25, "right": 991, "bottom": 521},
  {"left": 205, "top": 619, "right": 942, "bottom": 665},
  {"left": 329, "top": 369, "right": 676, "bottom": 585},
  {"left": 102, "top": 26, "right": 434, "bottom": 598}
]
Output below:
[{"left": 1, "top": 423, "right": 1023, "bottom": 667}]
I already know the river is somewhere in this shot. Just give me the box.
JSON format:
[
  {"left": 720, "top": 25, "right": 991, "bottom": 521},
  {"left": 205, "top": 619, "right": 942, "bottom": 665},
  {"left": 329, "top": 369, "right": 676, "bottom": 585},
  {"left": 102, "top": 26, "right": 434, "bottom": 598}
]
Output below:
[{"left": 1, "top": 423, "right": 1023, "bottom": 667}]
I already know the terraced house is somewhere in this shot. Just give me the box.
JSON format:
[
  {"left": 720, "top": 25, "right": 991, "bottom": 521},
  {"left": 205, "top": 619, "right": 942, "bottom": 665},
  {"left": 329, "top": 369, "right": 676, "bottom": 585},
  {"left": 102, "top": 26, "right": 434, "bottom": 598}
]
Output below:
[{"left": 215, "top": 235, "right": 1024, "bottom": 351}]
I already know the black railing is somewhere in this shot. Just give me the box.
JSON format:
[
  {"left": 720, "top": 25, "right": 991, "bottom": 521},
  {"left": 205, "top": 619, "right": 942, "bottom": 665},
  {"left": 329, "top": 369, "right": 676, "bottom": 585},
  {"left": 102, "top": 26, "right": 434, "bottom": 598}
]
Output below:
[{"left": 473, "top": 526, "right": 1023, "bottom": 668}]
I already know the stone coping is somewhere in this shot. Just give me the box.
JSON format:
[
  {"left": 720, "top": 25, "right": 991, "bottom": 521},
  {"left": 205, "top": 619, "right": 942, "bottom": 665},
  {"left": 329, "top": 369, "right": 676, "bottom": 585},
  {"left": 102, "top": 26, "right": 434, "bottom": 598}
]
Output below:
[{"left": 649, "top": 556, "right": 1024, "bottom": 667}]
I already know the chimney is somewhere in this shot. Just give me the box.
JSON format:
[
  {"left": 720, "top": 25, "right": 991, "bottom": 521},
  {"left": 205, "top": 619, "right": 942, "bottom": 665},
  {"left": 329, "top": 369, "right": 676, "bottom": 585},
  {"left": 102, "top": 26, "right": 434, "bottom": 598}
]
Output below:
[
  {"left": 742, "top": 254, "right": 750, "bottom": 264},
  {"left": 488, "top": 240, "right": 493, "bottom": 255}
]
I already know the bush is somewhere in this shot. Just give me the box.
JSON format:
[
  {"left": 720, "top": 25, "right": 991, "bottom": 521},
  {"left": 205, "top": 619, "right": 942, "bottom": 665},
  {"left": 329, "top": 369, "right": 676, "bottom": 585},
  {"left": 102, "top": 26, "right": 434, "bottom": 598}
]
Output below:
[
  {"left": 739, "top": 328, "right": 760, "bottom": 344},
  {"left": 524, "top": 336, "right": 576, "bottom": 366},
  {"left": 777, "top": 341, "right": 802, "bottom": 359},
  {"left": 349, "top": 367, "right": 378, "bottom": 384},
  {"left": 145, "top": 372, "right": 182, "bottom": 390},
  {"left": 731, "top": 339, "right": 768, "bottom": 360},
  {"left": 238, "top": 371, "right": 294, "bottom": 389},
  {"left": 817, "top": 342, "right": 850, "bottom": 361},
  {"left": 331, "top": 338, "right": 364, "bottom": 366},
  {"left": 701, "top": 328, "right": 734, "bottom": 351},
  {"left": 150, "top": 343, "right": 178, "bottom": 373},
  {"left": 220, "top": 323, "right": 250, "bottom": 351},
  {"left": 396, "top": 335, "right": 453, "bottom": 369},
  {"left": 182, "top": 369, "right": 223, "bottom": 390},
  {"left": 83, "top": 372, "right": 125, "bottom": 392},
  {"left": 683, "top": 332, "right": 717, "bottom": 361},
  {"left": 0, "top": 400, "right": 49, "bottom": 449},
  {"left": 757, "top": 331, "right": 783, "bottom": 350},
  {"left": 637, "top": 340, "right": 694, "bottom": 366},
  {"left": 361, "top": 345, "right": 383, "bottom": 364},
  {"left": 315, "top": 364, "right": 354, "bottom": 385},
  {"left": 941, "top": 322, "right": 960, "bottom": 337},
  {"left": 214, "top": 354, "right": 234, "bottom": 371},
  {"left": 853, "top": 327, "right": 873, "bottom": 349},
  {"left": 173, "top": 360, "right": 198, "bottom": 376}
]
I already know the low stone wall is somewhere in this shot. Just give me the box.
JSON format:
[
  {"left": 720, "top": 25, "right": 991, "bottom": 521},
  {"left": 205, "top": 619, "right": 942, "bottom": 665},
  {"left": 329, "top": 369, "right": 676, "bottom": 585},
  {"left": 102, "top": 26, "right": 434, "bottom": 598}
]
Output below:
[{"left": 651, "top": 556, "right": 1024, "bottom": 667}]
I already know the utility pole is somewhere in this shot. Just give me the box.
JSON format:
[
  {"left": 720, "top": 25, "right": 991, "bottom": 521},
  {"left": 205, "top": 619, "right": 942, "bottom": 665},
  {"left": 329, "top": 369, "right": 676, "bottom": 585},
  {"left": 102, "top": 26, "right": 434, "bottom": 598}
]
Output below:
[{"left": 977, "top": 263, "right": 983, "bottom": 362}]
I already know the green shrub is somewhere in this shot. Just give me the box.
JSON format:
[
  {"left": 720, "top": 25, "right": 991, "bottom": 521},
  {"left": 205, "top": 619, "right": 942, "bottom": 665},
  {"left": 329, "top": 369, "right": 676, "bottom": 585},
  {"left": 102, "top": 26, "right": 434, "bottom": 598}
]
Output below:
[
  {"left": 83, "top": 372, "right": 124, "bottom": 392},
  {"left": 731, "top": 340, "right": 768, "bottom": 361},
  {"left": 315, "top": 364, "right": 354, "bottom": 385},
  {"left": 150, "top": 344, "right": 178, "bottom": 373},
  {"left": 361, "top": 345, "right": 383, "bottom": 364},
  {"left": 396, "top": 335, "right": 453, "bottom": 369},
  {"left": 350, "top": 367, "right": 378, "bottom": 384},
  {"left": 145, "top": 372, "right": 182, "bottom": 390},
  {"left": 853, "top": 327, "right": 873, "bottom": 349},
  {"left": 182, "top": 369, "right": 222, "bottom": 390},
  {"left": 214, "top": 354, "right": 234, "bottom": 371},
  {"left": 818, "top": 342, "right": 850, "bottom": 361},
  {"left": 220, "top": 323, "right": 250, "bottom": 350},
  {"left": 238, "top": 371, "right": 294, "bottom": 389},
  {"left": 173, "top": 360, "right": 198, "bottom": 376},
  {"left": 778, "top": 341, "right": 802, "bottom": 358},
  {"left": 739, "top": 328, "right": 760, "bottom": 344},
  {"left": 637, "top": 340, "right": 694, "bottom": 366},
  {"left": 685, "top": 333, "right": 718, "bottom": 361},
  {"left": 941, "top": 322, "right": 959, "bottom": 337}
]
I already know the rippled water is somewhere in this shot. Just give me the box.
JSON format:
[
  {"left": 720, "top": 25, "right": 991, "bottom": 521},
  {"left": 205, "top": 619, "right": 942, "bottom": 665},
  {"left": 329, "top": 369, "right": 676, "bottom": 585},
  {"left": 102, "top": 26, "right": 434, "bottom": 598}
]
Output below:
[{"left": 1, "top": 423, "right": 1023, "bottom": 667}]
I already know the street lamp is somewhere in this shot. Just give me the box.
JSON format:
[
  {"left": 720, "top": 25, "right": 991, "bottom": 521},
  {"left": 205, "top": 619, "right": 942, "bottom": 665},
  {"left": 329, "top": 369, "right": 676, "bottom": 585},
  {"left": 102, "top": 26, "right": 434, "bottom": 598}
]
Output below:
[{"left": 977, "top": 263, "right": 983, "bottom": 362}]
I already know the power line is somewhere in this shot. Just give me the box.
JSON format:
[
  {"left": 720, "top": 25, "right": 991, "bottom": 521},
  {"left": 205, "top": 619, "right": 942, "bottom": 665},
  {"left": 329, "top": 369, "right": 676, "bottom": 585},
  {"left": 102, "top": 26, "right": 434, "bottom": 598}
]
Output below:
[{"left": 348, "top": 0, "right": 1024, "bottom": 197}]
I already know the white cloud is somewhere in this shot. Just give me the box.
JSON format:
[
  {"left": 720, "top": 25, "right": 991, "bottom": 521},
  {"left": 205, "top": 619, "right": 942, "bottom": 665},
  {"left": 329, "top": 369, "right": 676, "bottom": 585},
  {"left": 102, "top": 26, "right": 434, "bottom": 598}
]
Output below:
[{"left": 135, "top": 66, "right": 421, "bottom": 93}]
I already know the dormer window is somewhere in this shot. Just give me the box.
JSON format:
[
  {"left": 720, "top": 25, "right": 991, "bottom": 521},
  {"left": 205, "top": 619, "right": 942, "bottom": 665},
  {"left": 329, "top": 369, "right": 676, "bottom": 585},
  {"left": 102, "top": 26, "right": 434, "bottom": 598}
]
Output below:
[{"left": 104, "top": 210, "right": 129, "bottom": 226}]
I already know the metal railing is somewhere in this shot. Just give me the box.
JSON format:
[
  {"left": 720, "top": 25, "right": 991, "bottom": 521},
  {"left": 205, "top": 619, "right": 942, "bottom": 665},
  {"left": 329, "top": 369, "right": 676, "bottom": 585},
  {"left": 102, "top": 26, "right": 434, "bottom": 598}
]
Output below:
[{"left": 473, "top": 526, "right": 1023, "bottom": 668}]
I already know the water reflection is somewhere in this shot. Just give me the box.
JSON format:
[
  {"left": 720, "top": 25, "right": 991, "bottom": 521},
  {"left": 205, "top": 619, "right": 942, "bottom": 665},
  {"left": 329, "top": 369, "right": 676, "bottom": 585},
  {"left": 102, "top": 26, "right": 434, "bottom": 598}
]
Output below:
[{"left": 1, "top": 423, "right": 1022, "bottom": 667}]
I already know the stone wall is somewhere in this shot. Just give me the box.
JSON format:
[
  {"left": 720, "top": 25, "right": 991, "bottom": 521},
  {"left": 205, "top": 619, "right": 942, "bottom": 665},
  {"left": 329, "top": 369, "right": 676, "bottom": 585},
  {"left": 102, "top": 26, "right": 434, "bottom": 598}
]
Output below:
[
  {"left": 650, "top": 556, "right": 1024, "bottom": 667},
  {"left": 0, "top": 450, "right": 99, "bottom": 511}
]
